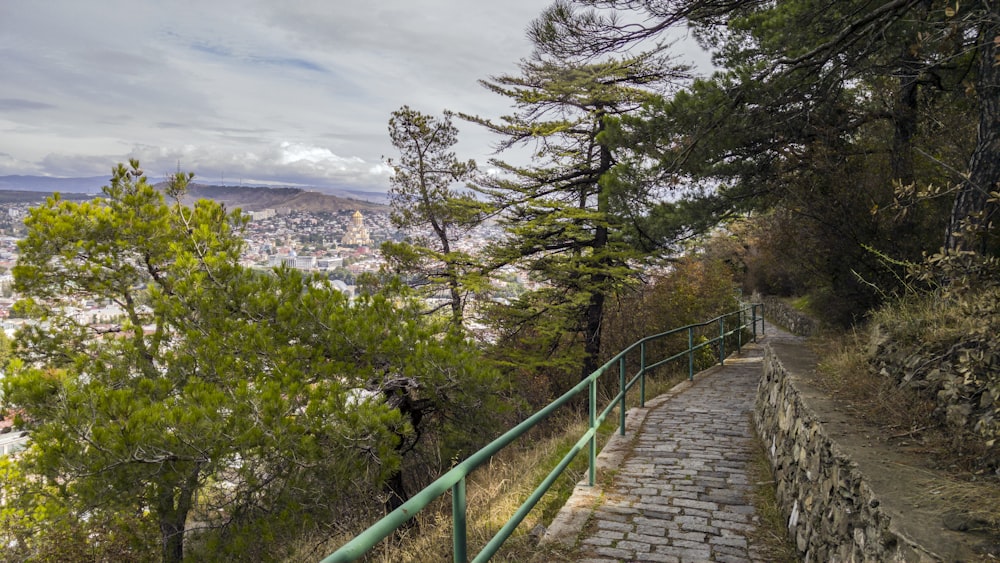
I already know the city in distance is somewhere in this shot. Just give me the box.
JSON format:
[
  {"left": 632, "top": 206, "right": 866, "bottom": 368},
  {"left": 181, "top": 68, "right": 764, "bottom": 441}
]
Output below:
[{"left": 0, "top": 178, "right": 509, "bottom": 331}]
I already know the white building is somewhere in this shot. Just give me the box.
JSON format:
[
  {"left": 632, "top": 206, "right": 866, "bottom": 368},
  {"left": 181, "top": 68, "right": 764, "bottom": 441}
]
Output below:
[{"left": 341, "top": 210, "right": 372, "bottom": 246}]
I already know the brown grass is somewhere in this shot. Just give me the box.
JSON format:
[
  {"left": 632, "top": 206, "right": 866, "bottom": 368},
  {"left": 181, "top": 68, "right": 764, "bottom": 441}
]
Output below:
[
  {"left": 746, "top": 422, "right": 800, "bottom": 563},
  {"left": 813, "top": 327, "right": 1000, "bottom": 536},
  {"left": 815, "top": 330, "right": 941, "bottom": 442},
  {"left": 299, "top": 368, "right": 692, "bottom": 563}
]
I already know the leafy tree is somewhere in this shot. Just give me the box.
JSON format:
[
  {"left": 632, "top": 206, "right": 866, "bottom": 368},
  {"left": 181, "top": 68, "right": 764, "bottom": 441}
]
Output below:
[
  {"left": 600, "top": 255, "right": 738, "bottom": 371},
  {"left": 3, "top": 161, "right": 505, "bottom": 561},
  {"left": 526, "top": 0, "right": 1000, "bottom": 322},
  {"left": 382, "top": 106, "right": 490, "bottom": 328},
  {"left": 463, "top": 53, "right": 685, "bottom": 386},
  {"left": 535, "top": 0, "right": 1000, "bottom": 254}
]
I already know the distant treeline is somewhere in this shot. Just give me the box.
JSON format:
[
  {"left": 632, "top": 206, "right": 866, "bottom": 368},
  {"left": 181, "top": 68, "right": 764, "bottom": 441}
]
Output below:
[{"left": 0, "top": 190, "right": 94, "bottom": 204}]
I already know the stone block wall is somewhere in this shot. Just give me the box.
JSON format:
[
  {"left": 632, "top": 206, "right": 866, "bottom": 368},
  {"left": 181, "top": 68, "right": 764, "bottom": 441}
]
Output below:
[
  {"left": 754, "top": 342, "right": 944, "bottom": 562},
  {"left": 755, "top": 294, "right": 817, "bottom": 337}
]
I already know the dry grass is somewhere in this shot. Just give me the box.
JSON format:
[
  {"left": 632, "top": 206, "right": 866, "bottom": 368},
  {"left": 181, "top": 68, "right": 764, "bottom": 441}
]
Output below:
[
  {"left": 919, "top": 476, "right": 1000, "bottom": 534},
  {"left": 303, "top": 368, "right": 692, "bottom": 563},
  {"left": 746, "top": 423, "right": 800, "bottom": 563},
  {"left": 306, "top": 415, "right": 613, "bottom": 563},
  {"left": 813, "top": 325, "right": 1000, "bottom": 538},
  {"left": 814, "top": 330, "right": 941, "bottom": 449}
]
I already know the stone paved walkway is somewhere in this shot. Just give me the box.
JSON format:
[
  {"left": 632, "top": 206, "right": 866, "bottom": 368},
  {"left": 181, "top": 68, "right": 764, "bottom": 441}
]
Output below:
[{"left": 543, "top": 339, "right": 770, "bottom": 563}]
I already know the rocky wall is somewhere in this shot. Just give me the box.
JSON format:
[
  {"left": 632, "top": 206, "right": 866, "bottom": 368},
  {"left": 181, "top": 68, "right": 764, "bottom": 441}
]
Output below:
[
  {"left": 754, "top": 341, "right": 974, "bottom": 562},
  {"left": 755, "top": 295, "right": 817, "bottom": 337}
]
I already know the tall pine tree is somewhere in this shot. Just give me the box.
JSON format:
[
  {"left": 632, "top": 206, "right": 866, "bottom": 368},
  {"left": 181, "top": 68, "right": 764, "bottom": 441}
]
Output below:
[
  {"left": 382, "top": 106, "right": 490, "bottom": 328},
  {"left": 462, "top": 53, "right": 685, "bottom": 385}
]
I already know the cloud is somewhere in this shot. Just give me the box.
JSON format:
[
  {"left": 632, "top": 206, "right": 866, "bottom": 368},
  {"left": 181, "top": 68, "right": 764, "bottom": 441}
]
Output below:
[
  {"left": 39, "top": 152, "right": 125, "bottom": 178},
  {"left": 0, "top": 152, "right": 42, "bottom": 176},
  {"left": 0, "top": 99, "right": 56, "bottom": 112},
  {"left": 0, "top": 1, "right": 549, "bottom": 190},
  {"left": 116, "top": 140, "right": 392, "bottom": 191}
]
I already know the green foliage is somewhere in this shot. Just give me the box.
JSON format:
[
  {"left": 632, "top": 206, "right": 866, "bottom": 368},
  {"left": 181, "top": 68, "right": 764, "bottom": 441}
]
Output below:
[
  {"left": 465, "top": 53, "right": 685, "bottom": 387},
  {"left": 1, "top": 456, "right": 159, "bottom": 562},
  {"left": 382, "top": 106, "right": 492, "bottom": 328},
  {"left": 2, "top": 161, "right": 507, "bottom": 562},
  {"left": 537, "top": 0, "right": 996, "bottom": 322}
]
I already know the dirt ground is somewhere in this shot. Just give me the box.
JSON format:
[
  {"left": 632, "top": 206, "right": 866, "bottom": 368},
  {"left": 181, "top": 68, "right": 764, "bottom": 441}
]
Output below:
[{"left": 785, "top": 340, "right": 1000, "bottom": 561}]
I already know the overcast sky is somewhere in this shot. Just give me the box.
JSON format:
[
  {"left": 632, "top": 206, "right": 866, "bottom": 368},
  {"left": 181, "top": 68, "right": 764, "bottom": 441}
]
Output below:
[{"left": 0, "top": 1, "right": 709, "bottom": 193}]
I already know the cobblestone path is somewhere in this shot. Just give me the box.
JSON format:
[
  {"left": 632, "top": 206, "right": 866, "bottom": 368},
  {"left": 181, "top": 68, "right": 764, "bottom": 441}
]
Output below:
[{"left": 545, "top": 343, "right": 768, "bottom": 563}]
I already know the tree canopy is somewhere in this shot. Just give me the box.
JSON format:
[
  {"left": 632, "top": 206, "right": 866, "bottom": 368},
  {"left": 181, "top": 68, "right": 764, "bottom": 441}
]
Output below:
[
  {"left": 462, "top": 52, "right": 687, "bottom": 385},
  {"left": 2, "top": 161, "right": 506, "bottom": 561},
  {"left": 528, "top": 0, "right": 999, "bottom": 322},
  {"left": 381, "top": 106, "right": 490, "bottom": 328}
]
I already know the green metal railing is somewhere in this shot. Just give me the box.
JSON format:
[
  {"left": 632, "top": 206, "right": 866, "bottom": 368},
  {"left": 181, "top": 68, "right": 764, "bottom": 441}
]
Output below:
[{"left": 322, "top": 303, "right": 763, "bottom": 563}]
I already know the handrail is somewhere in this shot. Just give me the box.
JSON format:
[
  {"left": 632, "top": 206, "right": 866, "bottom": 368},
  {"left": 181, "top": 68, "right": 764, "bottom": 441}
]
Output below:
[{"left": 321, "top": 303, "right": 763, "bottom": 563}]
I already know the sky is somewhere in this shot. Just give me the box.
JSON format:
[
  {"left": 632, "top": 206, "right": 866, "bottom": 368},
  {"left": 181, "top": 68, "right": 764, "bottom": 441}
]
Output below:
[{"left": 0, "top": 1, "right": 710, "bottom": 193}]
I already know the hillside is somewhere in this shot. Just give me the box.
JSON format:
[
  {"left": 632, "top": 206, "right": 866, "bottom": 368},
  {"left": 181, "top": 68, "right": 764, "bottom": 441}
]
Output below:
[
  {"left": 0, "top": 190, "right": 93, "bottom": 204},
  {"left": 175, "top": 184, "right": 388, "bottom": 213},
  {"left": 0, "top": 181, "right": 388, "bottom": 213}
]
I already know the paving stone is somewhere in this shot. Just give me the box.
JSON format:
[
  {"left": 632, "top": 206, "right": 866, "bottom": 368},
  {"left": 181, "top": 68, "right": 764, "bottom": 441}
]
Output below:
[
  {"left": 616, "top": 539, "right": 653, "bottom": 552},
  {"left": 596, "top": 520, "right": 633, "bottom": 532},
  {"left": 594, "top": 546, "right": 632, "bottom": 558},
  {"left": 677, "top": 507, "right": 712, "bottom": 519},
  {"left": 547, "top": 341, "right": 770, "bottom": 562},
  {"left": 635, "top": 552, "right": 681, "bottom": 563},
  {"left": 634, "top": 525, "right": 667, "bottom": 538},
  {"left": 581, "top": 536, "right": 614, "bottom": 547},
  {"left": 673, "top": 514, "right": 709, "bottom": 528},
  {"left": 680, "top": 522, "right": 719, "bottom": 535}
]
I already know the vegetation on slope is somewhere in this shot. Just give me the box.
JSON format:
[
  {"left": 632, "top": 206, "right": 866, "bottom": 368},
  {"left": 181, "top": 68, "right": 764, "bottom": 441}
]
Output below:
[{"left": 3, "top": 1, "right": 1000, "bottom": 560}]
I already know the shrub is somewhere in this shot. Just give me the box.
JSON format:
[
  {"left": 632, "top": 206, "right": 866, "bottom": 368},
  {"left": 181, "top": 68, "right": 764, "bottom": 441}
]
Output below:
[{"left": 867, "top": 249, "right": 1000, "bottom": 469}]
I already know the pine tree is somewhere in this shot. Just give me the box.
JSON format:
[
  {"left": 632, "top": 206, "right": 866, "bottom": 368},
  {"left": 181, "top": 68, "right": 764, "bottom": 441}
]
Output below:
[
  {"left": 462, "top": 53, "right": 684, "bottom": 384},
  {"left": 382, "top": 106, "right": 491, "bottom": 328},
  {"left": 3, "top": 161, "right": 505, "bottom": 561}
]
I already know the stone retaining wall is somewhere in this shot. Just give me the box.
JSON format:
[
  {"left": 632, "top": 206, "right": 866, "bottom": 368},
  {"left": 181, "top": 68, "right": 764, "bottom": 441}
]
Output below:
[
  {"left": 754, "top": 341, "right": 976, "bottom": 562},
  {"left": 756, "top": 295, "right": 817, "bottom": 337}
]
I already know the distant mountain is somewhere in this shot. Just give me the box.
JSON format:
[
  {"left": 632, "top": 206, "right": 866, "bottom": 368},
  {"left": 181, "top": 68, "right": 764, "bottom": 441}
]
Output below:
[
  {"left": 0, "top": 190, "right": 93, "bottom": 204},
  {"left": 0, "top": 175, "right": 389, "bottom": 213},
  {"left": 178, "top": 184, "right": 388, "bottom": 213},
  {"left": 0, "top": 175, "right": 106, "bottom": 193},
  {"left": 308, "top": 186, "right": 390, "bottom": 204}
]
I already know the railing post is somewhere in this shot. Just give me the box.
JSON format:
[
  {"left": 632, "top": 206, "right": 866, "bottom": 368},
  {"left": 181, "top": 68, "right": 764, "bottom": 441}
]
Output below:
[
  {"left": 687, "top": 327, "right": 694, "bottom": 380},
  {"left": 737, "top": 310, "right": 743, "bottom": 354},
  {"left": 453, "top": 478, "right": 467, "bottom": 563},
  {"left": 719, "top": 316, "right": 726, "bottom": 365},
  {"left": 320, "top": 304, "right": 768, "bottom": 563},
  {"left": 639, "top": 341, "right": 647, "bottom": 408},
  {"left": 588, "top": 379, "right": 597, "bottom": 487},
  {"left": 618, "top": 357, "right": 627, "bottom": 436}
]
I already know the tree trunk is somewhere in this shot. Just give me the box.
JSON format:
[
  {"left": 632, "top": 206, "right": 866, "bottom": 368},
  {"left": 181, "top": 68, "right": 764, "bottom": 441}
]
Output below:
[
  {"left": 582, "top": 287, "right": 606, "bottom": 380},
  {"left": 156, "top": 465, "right": 200, "bottom": 563},
  {"left": 157, "top": 486, "right": 194, "bottom": 563},
  {"left": 160, "top": 517, "right": 186, "bottom": 563},
  {"left": 891, "top": 51, "right": 919, "bottom": 186},
  {"left": 581, "top": 133, "right": 614, "bottom": 381},
  {"left": 384, "top": 471, "right": 409, "bottom": 513},
  {"left": 379, "top": 382, "right": 427, "bottom": 521},
  {"left": 945, "top": 5, "right": 1000, "bottom": 251},
  {"left": 448, "top": 277, "right": 463, "bottom": 328}
]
